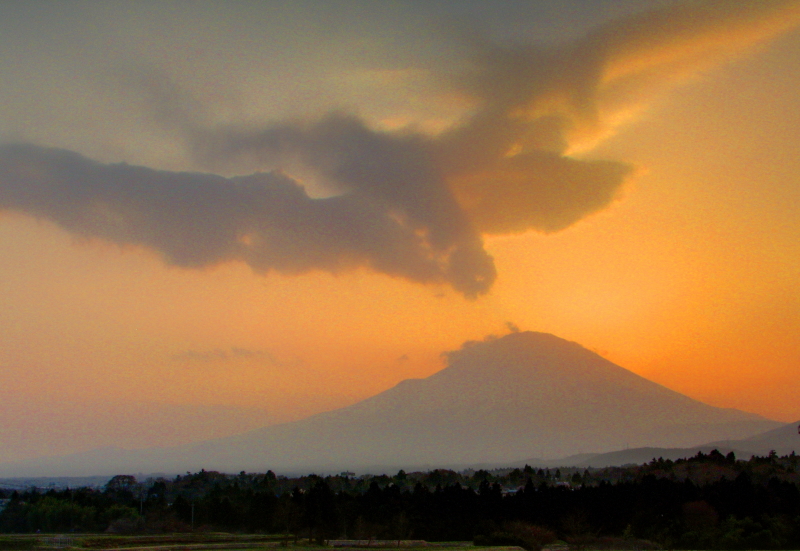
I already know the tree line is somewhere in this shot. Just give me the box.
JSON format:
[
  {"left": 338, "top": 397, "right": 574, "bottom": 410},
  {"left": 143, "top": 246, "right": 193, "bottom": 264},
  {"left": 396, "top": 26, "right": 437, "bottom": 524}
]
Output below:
[{"left": 1, "top": 450, "right": 798, "bottom": 549}]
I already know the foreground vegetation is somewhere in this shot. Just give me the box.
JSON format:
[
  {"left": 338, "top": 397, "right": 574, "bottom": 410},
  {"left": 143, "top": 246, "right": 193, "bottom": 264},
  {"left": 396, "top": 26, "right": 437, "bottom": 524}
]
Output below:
[
  {"left": 0, "top": 535, "right": 510, "bottom": 551},
  {"left": 1, "top": 450, "right": 799, "bottom": 550}
]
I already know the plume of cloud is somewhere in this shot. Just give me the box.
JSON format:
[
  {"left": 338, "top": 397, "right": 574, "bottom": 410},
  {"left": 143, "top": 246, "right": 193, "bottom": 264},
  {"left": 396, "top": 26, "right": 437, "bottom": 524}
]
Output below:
[
  {"left": 1, "top": 0, "right": 798, "bottom": 297},
  {"left": 0, "top": 143, "right": 494, "bottom": 296},
  {"left": 435, "top": 0, "right": 800, "bottom": 234}
]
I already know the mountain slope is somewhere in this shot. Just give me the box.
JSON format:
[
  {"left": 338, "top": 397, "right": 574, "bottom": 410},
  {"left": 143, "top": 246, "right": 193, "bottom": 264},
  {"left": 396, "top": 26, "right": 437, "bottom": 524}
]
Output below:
[
  {"left": 704, "top": 419, "right": 800, "bottom": 456},
  {"left": 536, "top": 419, "right": 800, "bottom": 468},
  {"left": 0, "top": 332, "right": 781, "bottom": 476}
]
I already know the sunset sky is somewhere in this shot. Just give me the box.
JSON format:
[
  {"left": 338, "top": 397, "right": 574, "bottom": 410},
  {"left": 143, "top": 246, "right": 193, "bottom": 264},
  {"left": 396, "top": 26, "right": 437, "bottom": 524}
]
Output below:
[{"left": 1, "top": 0, "right": 799, "bottom": 465}]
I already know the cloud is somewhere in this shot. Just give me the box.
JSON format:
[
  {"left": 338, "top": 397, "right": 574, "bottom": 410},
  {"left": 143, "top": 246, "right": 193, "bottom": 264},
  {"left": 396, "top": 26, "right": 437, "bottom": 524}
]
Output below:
[
  {"left": 190, "top": 112, "right": 497, "bottom": 297},
  {"left": 435, "top": 0, "right": 800, "bottom": 234},
  {"left": 1, "top": 1, "right": 798, "bottom": 297},
  {"left": 173, "top": 349, "right": 232, "bottom": 363},
  {"left": 0, "top": 142, "right": 494, "bottom": 296},
  {"left": 172, "top": 346, "right": 300, "bottom": 367}
]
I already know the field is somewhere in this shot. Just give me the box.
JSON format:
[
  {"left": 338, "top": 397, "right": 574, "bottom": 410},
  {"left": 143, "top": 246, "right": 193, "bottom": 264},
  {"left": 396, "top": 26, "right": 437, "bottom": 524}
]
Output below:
[{"left": 0, "top": 535, "right": 528, "bottom": 551}]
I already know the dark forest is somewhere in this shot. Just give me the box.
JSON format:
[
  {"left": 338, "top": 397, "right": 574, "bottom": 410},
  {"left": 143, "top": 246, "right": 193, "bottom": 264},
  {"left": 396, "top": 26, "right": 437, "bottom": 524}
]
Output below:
[{"left": 2, "top": 451, "right": 799, "bottom": 550}]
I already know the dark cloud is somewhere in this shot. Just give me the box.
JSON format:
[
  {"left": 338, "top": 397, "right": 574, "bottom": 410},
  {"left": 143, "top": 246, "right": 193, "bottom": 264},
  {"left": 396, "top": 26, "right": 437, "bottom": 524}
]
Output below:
[
  {"left": 1, "top": 1, "right": 797, "bottom": 296},
  {"left": 190, "top": 112, "right": 496, "bottom": 296},
  {"left": 0, "top": 142, "right": 494, "bottom": 296}
]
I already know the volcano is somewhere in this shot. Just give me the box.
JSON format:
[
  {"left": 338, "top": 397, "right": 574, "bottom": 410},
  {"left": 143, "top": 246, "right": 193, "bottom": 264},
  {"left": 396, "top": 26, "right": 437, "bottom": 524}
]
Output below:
[{"left": 0, "top": 332, "right": 780, "bottom": 476}]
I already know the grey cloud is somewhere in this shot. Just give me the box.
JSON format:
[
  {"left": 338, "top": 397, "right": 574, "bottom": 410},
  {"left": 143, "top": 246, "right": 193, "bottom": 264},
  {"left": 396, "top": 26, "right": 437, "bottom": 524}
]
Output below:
[
  {"left": 175, "top": 8, "right": 647, "bottom": 264},
  {"left": 431, "top": 0, "right": 800, "bottom": 235},
  {"left": 172, "top": 346, "right": 300, "bottom": 367},
  {"left": 2, "top": 1, "right": 797, "bottom": 297},
  {"left": 0, "top": 142, "right": 494, "bottom": 296},
  {"left": 194, "top": 113, "right": 496, "bottom": 296}
]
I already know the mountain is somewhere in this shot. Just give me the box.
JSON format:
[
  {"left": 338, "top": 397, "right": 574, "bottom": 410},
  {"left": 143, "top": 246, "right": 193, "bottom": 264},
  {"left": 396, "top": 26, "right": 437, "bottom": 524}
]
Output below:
[
  {"left": 705, "top": 419, "right": 800, "bottom": 456},
  {"left": 533, "top": 420, "right": 800, "bottom": 468},
  {"left": 0, "top": 332, "right": 781, "bottom": 476},
  {"left": 536, "top": 447, "right": 756, "bottom": 469},
  {"left": 529, "top": 447, "right": 731, "bottom": 468}
]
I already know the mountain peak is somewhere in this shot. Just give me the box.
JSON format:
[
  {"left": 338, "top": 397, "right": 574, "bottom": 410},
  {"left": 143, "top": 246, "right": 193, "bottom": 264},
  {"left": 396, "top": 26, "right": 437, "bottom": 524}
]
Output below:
[
  {"left": 447, "top": 331, "right": 582, "bottom": 357},
  {"left": 438, "top": 331, "right": 614, "bottom": 383}
]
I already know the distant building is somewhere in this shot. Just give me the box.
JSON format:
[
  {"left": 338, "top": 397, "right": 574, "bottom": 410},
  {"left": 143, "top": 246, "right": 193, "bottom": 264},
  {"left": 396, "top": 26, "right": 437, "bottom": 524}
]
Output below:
[{"left": 501, "top": 485, "right": 525, "bottom": 496}]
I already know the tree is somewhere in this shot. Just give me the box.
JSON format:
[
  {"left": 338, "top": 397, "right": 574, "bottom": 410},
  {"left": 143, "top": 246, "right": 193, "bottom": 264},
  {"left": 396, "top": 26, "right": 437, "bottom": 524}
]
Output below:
[{"left": 105, "top": 475, "right": 138, "bottom": 493}]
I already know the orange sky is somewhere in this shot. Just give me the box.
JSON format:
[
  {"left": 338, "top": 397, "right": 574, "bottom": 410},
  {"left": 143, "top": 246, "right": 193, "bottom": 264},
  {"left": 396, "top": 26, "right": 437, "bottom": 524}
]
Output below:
[{"left": 0, "top": 0, "right": 799, "bottom": 464}]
